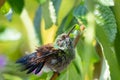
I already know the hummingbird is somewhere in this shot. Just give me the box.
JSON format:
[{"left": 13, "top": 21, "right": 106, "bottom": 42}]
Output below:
[{"left": 16, "top": 26, "right": 76, "bottom": 76}]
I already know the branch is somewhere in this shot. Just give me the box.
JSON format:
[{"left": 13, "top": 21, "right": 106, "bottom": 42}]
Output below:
[
  {"left": 73, "top": 25, "right": 85, "bottom": 48},
  {"left": 50, "top": 72, "right": 60, "bottom": 80}
]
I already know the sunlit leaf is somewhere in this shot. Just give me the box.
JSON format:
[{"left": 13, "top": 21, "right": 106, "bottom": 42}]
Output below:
[
  {"left": 75, "top": 24, "right": 80, "bottom": 30},
  {"left": 96, "top": 25, "right": 120, "bottom": 80},
  {"left": 95, "top": 4, "right": 117, "bottom": 43},
  {"left": 0, "top": 1, "right": 13, "bottom": 21},
  {"left": 0, "top": 2, "right": 10, "bottom": 15}
]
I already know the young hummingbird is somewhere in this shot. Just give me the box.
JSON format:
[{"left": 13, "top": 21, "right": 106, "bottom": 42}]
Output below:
[{"left": 16, "top": 26, "right": 75, "bottom": 75}]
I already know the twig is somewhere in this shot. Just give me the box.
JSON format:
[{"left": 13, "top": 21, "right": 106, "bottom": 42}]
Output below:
[
  {"left": 50, "top": 72, "right": 60, "bottom": 80},
  {"left": 73, "top": 25, "right": 85, "bottom": 47},
  {"left": 73, "top": 33, "right": 80, "bottom": 48},
  {"left": 67, "top": 25, "right": 76, "bottom": 36}
]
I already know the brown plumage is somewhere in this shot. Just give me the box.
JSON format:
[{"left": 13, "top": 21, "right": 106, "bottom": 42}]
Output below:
[
  {"left": 16, "top": 44, "right": 65, "bottom": 74},
  {"left": 16, "top": 34, "right": 75, "bottom": 75}
]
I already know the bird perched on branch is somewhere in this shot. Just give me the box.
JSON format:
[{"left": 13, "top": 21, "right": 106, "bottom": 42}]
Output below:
[{"left": 16, "top": 26, "right": 76, "bottom": 79}]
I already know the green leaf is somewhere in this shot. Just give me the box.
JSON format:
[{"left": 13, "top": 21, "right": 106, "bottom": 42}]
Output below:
[
  {"left": 34, "top": 6, "right": 42, "bottom": 44},
  {"left": 0, "top": 2, "right": 10, "bottom": 15},
  {"left": 56, "top": 2, "right": 83, "bottom": 36},
  {"left": 56, "top": 10, "right": 74, "bottom": 36},
  {"left": 63, "top": 11, "right": 74, "bottom": 31},
  {"left": 7, "top": 0, "right": 24, "bottom": 14},
  {"left": 73, "top": 50, "right": 83, "bottom": 79},
  {"left": 73, "top": 5, "right": 88, "bottom": 25},
  {"left": 42, "top": 0, "right": 56, "bottom": 29},
  {"left": 96, "top": 25, "right": 120, "bottom": 80},
  {"left": 112, "top": 0, "right": 120, "bottom": 67},
  {"left": 95, "top": 4, "right": 117, "bottom": 43},
  {"left": 112, "top": 0, "right": 120, "bottom": 32},
  {"left": 114, "top": 29, "right": 120, "bottom": 66}
]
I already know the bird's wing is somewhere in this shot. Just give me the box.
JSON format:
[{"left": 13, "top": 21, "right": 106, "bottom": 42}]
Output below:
[{"left": 16, "top": 44, "right": 57, "bottom": 74}]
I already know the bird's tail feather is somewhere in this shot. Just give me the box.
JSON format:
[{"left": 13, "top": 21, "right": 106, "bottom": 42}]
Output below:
[{"left": 16, "top": 52, "right": 45, "bottom": 74}]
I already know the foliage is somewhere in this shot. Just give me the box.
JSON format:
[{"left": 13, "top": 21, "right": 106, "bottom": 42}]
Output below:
[{"left": 0, "top": 0, "right": 120, "bottom": 80}]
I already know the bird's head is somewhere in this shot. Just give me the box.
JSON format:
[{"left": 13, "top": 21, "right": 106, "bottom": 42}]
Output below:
[{"left": 54, "top": 33, "right": 73, "bottom": 50}]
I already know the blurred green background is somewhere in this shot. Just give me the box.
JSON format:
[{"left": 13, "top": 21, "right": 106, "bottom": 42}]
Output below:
[{"left": 0, "top": 0, "right": 120, "bottom": 80}]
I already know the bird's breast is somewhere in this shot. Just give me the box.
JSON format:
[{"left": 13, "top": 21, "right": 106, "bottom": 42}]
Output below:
[{"left": 45, "top": 50, "right": 74, "bottom": 72}]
